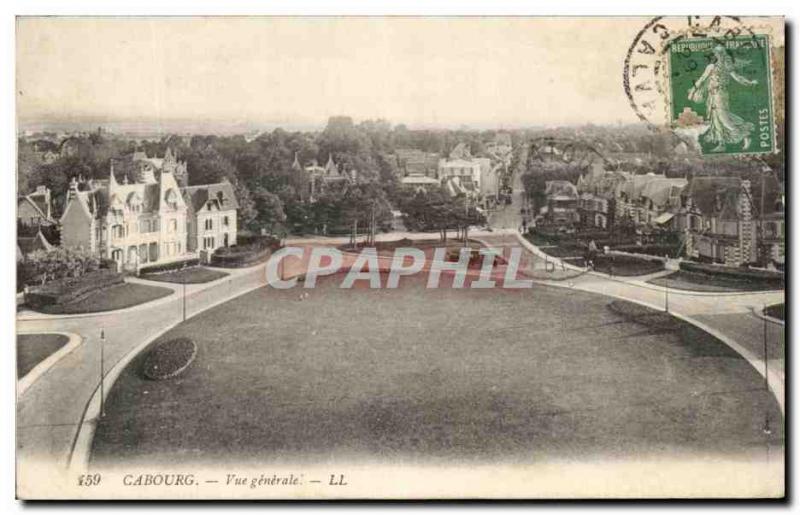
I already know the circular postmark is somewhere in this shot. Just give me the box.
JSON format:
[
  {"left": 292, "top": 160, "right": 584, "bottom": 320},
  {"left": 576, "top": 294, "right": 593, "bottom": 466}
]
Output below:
[
  {"left": 527, "top": 136, "right": 608, "bottom": 170},
  {"left": 623, "top": 16, "right": 779, "bottom": 158},
  {"left": 624, "top": 16, "right": 757, "bottom": 125}
]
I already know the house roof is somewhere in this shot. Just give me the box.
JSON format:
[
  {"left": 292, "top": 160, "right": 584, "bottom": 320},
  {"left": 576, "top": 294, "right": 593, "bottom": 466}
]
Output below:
[
  {"left": 181, "top": 181, "right": 239, "bottom": 212},
  {"left": 18, "top": 230, "right": 54, "bottom": 255},
  {"left": 545, "top": 180, "right": 578, "bottom": 199},
  {"left": 449, "top": 142, "right": 471, "bottom": 160},
  {"left": 640, "top": 178, "right": 687, "bottom": 207},
  {"left": 617, "top": 173, "right": 667, "bottom": 200},
  {"left": 18, "top": 196, "right": 50, "bottom": 221},
  {"left": 682, "top": 177, "right": 742, "bottom": 220},
  {"left": 401, "top": 175, "right": 440, "bottom": 185}
]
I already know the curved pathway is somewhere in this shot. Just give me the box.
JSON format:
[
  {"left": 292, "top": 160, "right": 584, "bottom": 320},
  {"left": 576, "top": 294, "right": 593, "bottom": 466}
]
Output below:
[
  {"left": 480, "top": 230, "right": 785, "bottom": 414},
  {"left": 16, "top": 224, "right": 785, "bottom": 492},
  {"left": 16, "top": 262, "right": 269, "bottom": 487}
]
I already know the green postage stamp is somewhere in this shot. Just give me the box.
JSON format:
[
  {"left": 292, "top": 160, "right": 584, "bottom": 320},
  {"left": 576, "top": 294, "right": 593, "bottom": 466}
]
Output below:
[{"left": 668, "top": 34, "right": 775, "bottom": 155}]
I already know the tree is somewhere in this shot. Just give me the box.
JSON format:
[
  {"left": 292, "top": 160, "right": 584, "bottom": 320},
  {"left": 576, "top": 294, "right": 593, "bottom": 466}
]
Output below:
[
  {"left": 251, "top": 187, "right": 287, "bottom": 235},
  {"left": 232, "top": 180, "right": 257, "bottom": 231}
]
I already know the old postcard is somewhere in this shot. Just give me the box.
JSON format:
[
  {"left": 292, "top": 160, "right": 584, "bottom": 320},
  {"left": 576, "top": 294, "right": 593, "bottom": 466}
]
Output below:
[{"left": 15, "top": 16, "right": 785, "bottom": 499}]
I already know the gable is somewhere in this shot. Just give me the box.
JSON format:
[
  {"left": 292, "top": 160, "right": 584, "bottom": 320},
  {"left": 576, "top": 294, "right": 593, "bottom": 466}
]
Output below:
[
  {"left": 18, "top": 197, "right": 47, "bottom": 221},
  {"left": 60, "top": 195, "right": 93, "bottom": 226}
]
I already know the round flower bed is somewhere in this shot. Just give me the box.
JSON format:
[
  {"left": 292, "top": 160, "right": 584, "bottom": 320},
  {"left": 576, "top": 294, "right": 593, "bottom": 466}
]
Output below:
[{"left": 142, "top": 337, "right": 197, "bottom": 380}]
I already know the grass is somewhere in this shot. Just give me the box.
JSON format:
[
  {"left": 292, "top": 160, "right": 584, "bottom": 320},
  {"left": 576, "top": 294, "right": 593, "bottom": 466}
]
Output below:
[
  {"left": 648, "top": 270, "right": 783, "bottom": 292},
  {"left": 765, "top": 303, "right": 785, "bottom": 321},
  {"left": 91, "top": 271, "right": 782, "bottom": 468},
  {"left": 34, "top": 282, "right": 173, "bottom": 315},
  {"left": 141, "top": 266, "right": 229, "bottom": 284},
  {"left": 17, "top": 333, "right": 69, "bottom": 378}
]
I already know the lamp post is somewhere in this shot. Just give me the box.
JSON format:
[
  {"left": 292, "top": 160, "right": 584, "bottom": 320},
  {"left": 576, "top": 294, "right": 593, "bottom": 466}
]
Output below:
[
  {"left": 664, "top": 270, "right": 669, "bottom": 313},
  {"left": 182, "top": 264, "right": 187, "bottom": 322},
  {"left": 463, "top": 194, "right": 469, "bottom": 248},
  {"left": 99, "top": 329, "right": 106, "bottom": 418}
]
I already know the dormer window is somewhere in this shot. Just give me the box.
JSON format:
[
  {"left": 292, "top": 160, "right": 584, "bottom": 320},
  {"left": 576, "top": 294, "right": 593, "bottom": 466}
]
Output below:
[
  {"left": 164, "top": 188, "right": 179, "bottom": 210},
  {"left": 127, "top": 192, "right": 143, "bottom": 212},
  {"left": 110, "top": 194, "right": 123, "bottom": 212}
]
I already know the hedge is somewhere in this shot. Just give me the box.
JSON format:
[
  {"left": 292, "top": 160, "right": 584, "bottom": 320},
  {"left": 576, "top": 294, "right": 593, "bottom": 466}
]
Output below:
[
  {"left": 679, "top": 261, "right": 785, "bottom": 284},
  {"left": 138, "top": 257, "right": 200, "bottom": 275},
  {"left": 612, "top": 244, "right": 682, "bottom": 257},
  {"left": 211, "top": 236, "right": 280, "bottom": 268},
  {"left": 25, "top": 269, "right": 124, "bottom": 309}
]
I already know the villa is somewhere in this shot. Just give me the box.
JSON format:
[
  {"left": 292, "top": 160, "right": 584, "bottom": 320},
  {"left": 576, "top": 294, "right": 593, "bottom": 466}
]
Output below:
[{"left": 60, "top": 150, "right": 238, "bottom": 271}]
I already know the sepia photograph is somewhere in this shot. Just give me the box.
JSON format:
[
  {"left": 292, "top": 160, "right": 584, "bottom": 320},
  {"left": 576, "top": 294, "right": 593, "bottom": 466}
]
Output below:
[{"left": 12, "top": 13, "right": 786, "bottom": 500}]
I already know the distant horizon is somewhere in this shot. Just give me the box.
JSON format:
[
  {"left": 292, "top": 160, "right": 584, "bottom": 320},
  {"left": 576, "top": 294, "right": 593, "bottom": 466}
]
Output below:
[{"left": 18, "top": 115, "right": 644, "bottom": 137}]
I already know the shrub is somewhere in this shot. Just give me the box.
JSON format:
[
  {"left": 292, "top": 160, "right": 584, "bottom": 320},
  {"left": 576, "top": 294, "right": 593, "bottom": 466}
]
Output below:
[
  {"left": 612, "top": 244, "right": 682, "bottom": 258},
  {"left": 138, "top": 257, "right": 200, "bottom": 275},
  {"left": 18, "top": 247, "right": 103, "bottom": 288},
  {"left": 24, "top": 269, "right": 124, "bottom": 308},
  {"left": 142, "top": 338, "right": 197, "bottom": 380}
]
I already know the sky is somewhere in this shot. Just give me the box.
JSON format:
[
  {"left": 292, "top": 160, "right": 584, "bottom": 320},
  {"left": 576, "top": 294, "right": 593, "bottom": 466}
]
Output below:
[{"left": 15, "top": 16, "right": 782, "bottom": 131}]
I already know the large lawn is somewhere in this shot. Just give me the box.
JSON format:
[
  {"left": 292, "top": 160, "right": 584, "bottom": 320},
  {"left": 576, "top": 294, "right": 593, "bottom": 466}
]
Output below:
[
  {"left": 17, "top": 333, "right": 69, "bottom": 378},
  {"left": 648, "top": 271, "right": 783, "bottom": 292},
  {"left": 91, "top": 272, "right": 783, "bottom": 467},
  {"left": 141, "top": 266, "right": 229, "bottom": 285},
  {"left": 35, "top": 283, "right": 173, "bottom": 315}
]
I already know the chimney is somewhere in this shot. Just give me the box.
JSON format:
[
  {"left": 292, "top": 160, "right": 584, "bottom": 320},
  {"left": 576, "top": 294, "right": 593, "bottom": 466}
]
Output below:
[{"left": 68, "top": 177, "right": 79, "bottom": 199}]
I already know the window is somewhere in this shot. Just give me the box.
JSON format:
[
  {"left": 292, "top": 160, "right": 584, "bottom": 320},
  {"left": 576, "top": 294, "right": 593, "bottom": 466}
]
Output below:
[
  {"left": 169, "top": 219, "right": 177, "bottom": 233},
  {"left": 205, "top": 218, "right": 213, "bottom": 230},
  {"left": 164, "top": 189, "right": 179, "bottom": 210},
  {"left": 223, "top": 216, "right": 229, "bottom": 227}
]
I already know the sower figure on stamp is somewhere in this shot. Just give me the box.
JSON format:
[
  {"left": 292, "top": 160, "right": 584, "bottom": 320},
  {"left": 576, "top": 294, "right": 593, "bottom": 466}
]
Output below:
[{"left": 688, "top": 45, "right": 758, "bottom": 152}]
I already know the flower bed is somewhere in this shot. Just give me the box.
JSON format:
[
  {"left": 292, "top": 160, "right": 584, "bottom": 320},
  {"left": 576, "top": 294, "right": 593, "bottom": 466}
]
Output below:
[
  {"left": 142, "top": 338, "right": 198, "bottom": 380},
  {"left": 679, "top": 261, "right": 784, "bottom": 287},
  {"left": 210, "top": 236, "right": 281, "bottom": 268},
  {"left": 24, "top": 269, "right": 124, "bottom": 309},
  {"left": 564, "top": 254, "right": 664, "bottom": 277}
]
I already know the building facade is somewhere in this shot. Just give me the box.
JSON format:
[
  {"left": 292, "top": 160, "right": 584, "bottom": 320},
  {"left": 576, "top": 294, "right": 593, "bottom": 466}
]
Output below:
[
  {"left": 182, "top": 181, "right": 239, "bottom": 253},
  {"left": 542, "top": 180, "right": 579, "bottom": 226},
  {"left": 60, "top": 151, "right": 236, "bottom": 270}
]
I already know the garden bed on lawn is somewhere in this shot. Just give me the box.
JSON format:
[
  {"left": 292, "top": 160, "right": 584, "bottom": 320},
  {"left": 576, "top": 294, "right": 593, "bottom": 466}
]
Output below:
[
  {"left": 211, "top": 236, "right": 281, "bottom": 268},
  {"left": 648, "top": 271, "right": 782, "bottom": 293},
  {"left": 764, "top": 303, "right": 785, "bottom": 321},
  {"left": 17, "top": 333, "right": 69, "bottom": 378},
  {"left": 338, "top": 238, "right": 483, "bottom": 256},
  {"left": 33, "top": 282, "right": 173, "bottom": 314},
  {"left": 142, "top": 337, "right": 197, "bottom": 380},
  {"left": 24, "top": 269, "right": 124, "bottom": 309},
  {"left": 141, "top": 266, "right": 228, "bottom": 284},
  {"left": 563, "top": 254, "right": 664, "bottom": 277}
]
